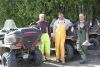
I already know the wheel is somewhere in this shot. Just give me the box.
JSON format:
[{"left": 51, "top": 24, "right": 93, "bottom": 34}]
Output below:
[
  {"left": 30, "top": 48, "right": 43, "bottom": 66},
  {"left": 88, "top": 38, "right": 99, "bottom": 50},
  {"left": 65, "top": 44, "right": 74, "bottom": 61},
  {"left": 97, "top": 36, "right": 100, "bottom": 45},
  {"left": 2, "top": 52, "right": 17, "bottom": 67}
]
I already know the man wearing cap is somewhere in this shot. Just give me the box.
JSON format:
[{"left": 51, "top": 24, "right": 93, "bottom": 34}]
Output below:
[{"left": 37, "top": 14, "right": 50, "bottom": 61}]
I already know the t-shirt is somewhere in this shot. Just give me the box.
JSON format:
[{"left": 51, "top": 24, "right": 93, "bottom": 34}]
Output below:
[{"left": 37, "top": 21, "right": 48, "bottom": 33}]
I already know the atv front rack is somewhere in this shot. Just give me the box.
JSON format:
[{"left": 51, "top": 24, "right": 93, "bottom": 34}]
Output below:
[{"left": 0, "top": 44, "right": 21, "bottom": 49}]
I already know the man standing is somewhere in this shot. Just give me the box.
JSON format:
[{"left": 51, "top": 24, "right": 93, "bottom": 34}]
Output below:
[
  {"left": 76, "top": 13, "right": 88, "bottom": 64},
  {"left": 53, "top": 12, "right": 73, "bottom": 64},
  {"left": 37, "top": 14, "right": 50, "bottom": 61}
]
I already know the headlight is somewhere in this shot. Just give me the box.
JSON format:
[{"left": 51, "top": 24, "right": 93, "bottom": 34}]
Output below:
[{"left": 4, "top": 34, "right": 16, "bottom": 44}]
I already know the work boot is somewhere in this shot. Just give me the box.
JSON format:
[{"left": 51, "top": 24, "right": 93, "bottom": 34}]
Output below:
[
  {"left": 62, "top": 60, "right": 65, "bottom": 65},
  {"left": 45, "top": 57, "right": 51, "bottom": 61},
  {"left": 56, "top": 59, "right": 60, "bottom": 62},
  {"left": 61, "top": 58, "right": 65, "bottom": 64},
  {"left": 80, "top": 54, "right": 87, "bottom": 64},
  {"left": 43, "top": 56, "right": 46, "bottom": 61},
  {"left": 45, "top": 54, "right": 50, "bottom": 61},
  {"left": 80, "top": 60, "right": 86, "bottom": 64}
]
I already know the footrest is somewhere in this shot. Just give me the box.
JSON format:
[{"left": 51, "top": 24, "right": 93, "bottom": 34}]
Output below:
[{"left": 51, "top": 48, "right": 56, "bottom": 51}]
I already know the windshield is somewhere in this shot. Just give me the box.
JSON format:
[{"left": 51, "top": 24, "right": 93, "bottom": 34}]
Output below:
[{"left": 2, "top": 19, "right": 17, "bottom": 30}]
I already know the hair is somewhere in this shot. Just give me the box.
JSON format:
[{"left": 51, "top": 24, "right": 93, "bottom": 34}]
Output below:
[
  {"left": 79, "top": 13, "right": 85, "bottom": 16},
  {"left": 39, "top": 14, "right": 45, "bottom": 18},
  {"left": 58, "top": 11, "right": 64, "bottom": 15}
]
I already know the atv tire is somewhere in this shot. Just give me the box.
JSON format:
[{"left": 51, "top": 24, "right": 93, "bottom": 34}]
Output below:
[
  {"left": 88, "top": 38, "right": 99, "bottom": 50},
  {"left": 2, "top": 52, "right": 17, "bottom": 67},
  {"left": 30, "top": 49, "right": 43, "bottom": 66},
  {"left": 65, "top": 44, "right": 74, "bottom": 61}
]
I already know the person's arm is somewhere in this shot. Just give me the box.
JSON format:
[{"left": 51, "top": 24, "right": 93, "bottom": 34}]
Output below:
[
  {"left": 68, "top": 20, "right": 73, "bottom": 28},
  {"left": 46, "top": 22, "right": 49, "bottom": 33},
  {"left": 36, "top": 21, "right": 41, "bottom": 30},
  {"left": 53, "top": 20, "right": 57, "bottom": 35},
  {"left": 84, "top": 21, "right": 90, "bottom": 32},
  {"left": 69, "top": 20, "right": 75, "bottom": 32},
  {"left": 65, "top": 19, "right": 74, "bottom": 32}
]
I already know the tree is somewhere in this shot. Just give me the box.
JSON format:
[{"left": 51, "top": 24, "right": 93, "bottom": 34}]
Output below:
[{"left": 0, "top": 0, "right": 99, "bottom": 27}]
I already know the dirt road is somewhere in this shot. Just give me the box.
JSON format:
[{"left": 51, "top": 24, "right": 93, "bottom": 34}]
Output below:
[{"left": 0, "top": 48, "right": 100, "bottom": 67}]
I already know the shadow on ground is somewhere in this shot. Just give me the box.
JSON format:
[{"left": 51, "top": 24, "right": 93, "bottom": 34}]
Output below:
[{"left": 67, "top": 48, "right": 100, "bottom": 67}]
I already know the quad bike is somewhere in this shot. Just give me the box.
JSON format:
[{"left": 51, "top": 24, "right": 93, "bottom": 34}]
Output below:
[
  {"left": 88, "top": 20, "right": 100, "bottom": 50},
  {"left": 0, "top": 19, "right": 43, "bottom": 67}
]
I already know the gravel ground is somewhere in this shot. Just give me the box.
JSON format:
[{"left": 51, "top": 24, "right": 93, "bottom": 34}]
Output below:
[{"left": 0, "top": 48, "right": 100, "bottom": 67}]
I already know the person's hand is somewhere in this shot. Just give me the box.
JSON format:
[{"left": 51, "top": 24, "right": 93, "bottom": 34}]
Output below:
[
  {"left": 51, "top": 33, "right": 55, "bottom": 41},
  {"left": 51, "top": 33, "right": 54, "bottom": 38},
  {"left": 71, "top": 27, "right": 74, "bottom": 32}
]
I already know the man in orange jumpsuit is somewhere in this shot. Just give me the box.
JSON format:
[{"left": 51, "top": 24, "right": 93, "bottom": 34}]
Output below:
[{"left": 53, "top": 12, "right": 73, "bottom": 64}]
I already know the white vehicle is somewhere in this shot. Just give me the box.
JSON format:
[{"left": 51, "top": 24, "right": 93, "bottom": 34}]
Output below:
[{"left": 0, "top": 19, "right": 43, "bottom": 67}]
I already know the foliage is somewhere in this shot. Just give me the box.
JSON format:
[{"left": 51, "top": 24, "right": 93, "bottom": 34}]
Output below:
[{"left": 0, "top": 0, "right": 99, "bottom": 27}]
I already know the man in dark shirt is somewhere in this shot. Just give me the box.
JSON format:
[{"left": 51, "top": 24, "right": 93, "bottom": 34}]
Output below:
[{"left": 37, "top": 14, "right": 50, "bottom": 60}]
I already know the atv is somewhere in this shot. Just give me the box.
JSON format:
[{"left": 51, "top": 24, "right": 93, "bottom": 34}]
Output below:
[
  {"left": 0, "top": 19, "right": 43, "bottom": 67},
  {"left": 88, "top": 20, "right": 100, "bottom": 50}
]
